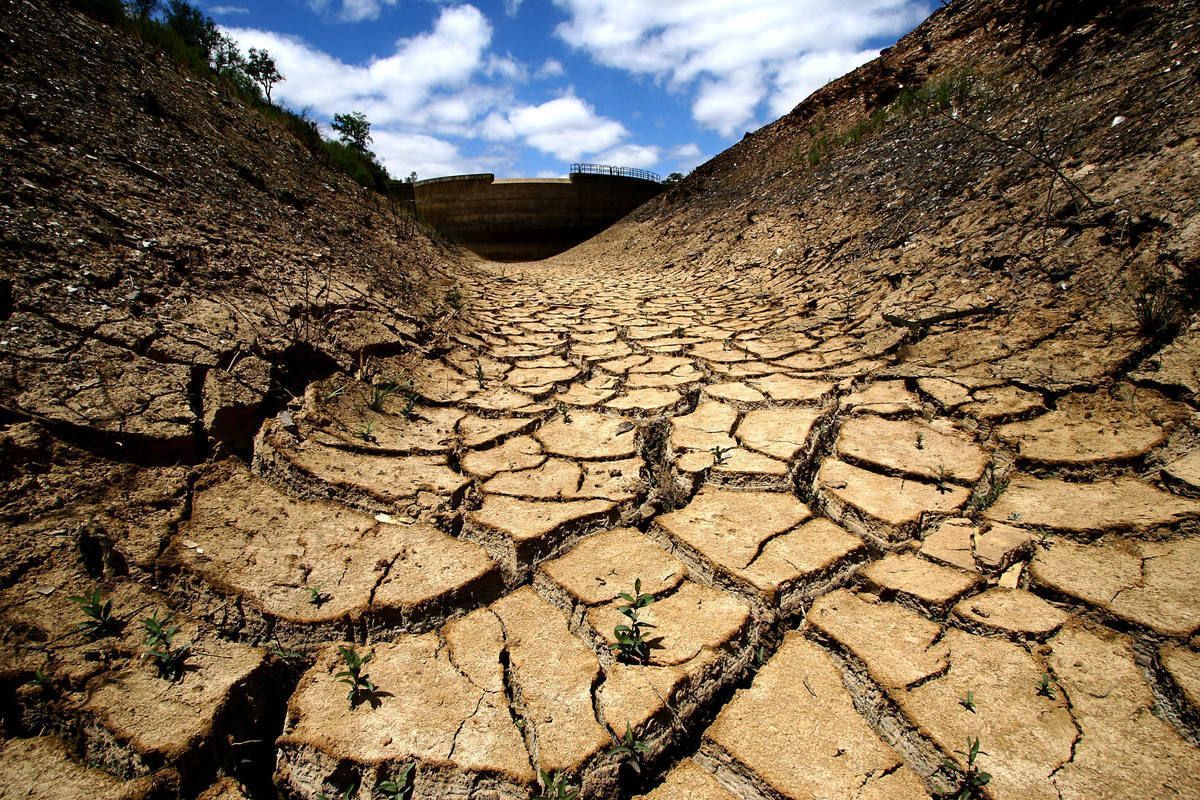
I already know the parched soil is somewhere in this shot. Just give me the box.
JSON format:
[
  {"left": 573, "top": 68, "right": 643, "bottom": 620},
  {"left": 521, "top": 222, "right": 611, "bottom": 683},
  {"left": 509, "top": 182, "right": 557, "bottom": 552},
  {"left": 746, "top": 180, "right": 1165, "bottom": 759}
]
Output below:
[{"left": 2, "top": 0, "right": 1200, "bottom": 799}]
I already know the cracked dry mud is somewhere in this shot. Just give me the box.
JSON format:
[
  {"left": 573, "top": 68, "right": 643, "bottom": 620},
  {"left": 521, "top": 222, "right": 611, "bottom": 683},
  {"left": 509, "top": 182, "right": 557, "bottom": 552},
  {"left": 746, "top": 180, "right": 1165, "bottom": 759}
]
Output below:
[
  {"left": 10, "top": 250, "right": 1199, "bottom": 800},
  {"left": 4, "top": 1, "right": 1200, "bottom": 799}
]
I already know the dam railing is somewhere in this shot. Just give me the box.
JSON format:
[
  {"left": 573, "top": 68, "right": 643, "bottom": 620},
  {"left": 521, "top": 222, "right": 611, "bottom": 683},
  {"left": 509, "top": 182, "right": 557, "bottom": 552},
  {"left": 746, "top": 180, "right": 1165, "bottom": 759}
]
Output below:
[{"left": 570, "top": 163, "right": 662, "bottom": 183}]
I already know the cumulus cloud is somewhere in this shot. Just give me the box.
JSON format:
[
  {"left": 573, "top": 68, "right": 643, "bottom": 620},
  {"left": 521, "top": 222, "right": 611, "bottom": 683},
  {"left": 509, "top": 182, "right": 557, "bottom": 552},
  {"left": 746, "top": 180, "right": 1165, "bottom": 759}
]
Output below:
[
  {"left": 552, "top": 0, "right": 931, "bottom": 135},
  {"left": 224, "top": 5, "right": 669, "bottom": 177},
  {"left": 227, "top": 5, "right": 494, "bottom": 127},
  {"left": 371, "top": 130, "right": 498, "bottom": 178},
  {"left": 209, "top": 5, "right": 250, "bottom": 15},
  {"left": 595, "top": 143, "right": 661, "bottom": 169},
  {"left": 483, "top": 93, "right": 628, "bottom": 161}
]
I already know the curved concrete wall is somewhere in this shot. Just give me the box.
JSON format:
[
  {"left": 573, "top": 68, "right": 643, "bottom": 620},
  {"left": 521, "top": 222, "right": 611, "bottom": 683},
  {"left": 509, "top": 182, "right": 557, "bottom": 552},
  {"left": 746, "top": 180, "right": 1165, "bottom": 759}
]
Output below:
[{"left": 413, "top": 173, "right": 664, "bottom": 261}]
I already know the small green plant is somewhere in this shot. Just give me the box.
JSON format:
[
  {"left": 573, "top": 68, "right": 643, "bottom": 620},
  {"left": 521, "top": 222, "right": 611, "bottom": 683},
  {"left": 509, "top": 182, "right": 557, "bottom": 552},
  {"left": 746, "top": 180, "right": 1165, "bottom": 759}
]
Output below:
[
  {"left": 709, "top": 445, "right": 733, "bottom": 465},
  {"left": 534, "top": 770, "right": 578, "bottom": 800},
  {"left": 445, "top": 289, "right": 464, "bottom": 309},
  {"left": 754, "top": 645, "right": 767, "bottom": 668},
  {"left": 1037, "top": 673, "right": 1056, "bottom": 700},
  {"left": 1130, "top": 271, "right": 1184, "bottom": 343},
  {"left": 270, "top": 641, "right": 303, "bottom": 663},
  {"left": 608, "top": 722, "right": 650, "bottom": 774},
  {"left": 323, "top": 383, "right": 348, "bottom": 402},
  {"left": 368, "top": 381, "right": 403, "bottom": 412},
  {"left": 377, "top": 763, "right": 414, "bottom": 799},
  {"left": 474, "top": 360, "right": 487, "bottom": 389},
  {"left": 612, "top": 579, "right": 656, "bottom": 665},
  {"left": 69, "top": 588, "right": 120, "bottom": 638},
  {"left": 1007, "top": 511, "right": 1022, "bottom": 522},
  {"left": 959, "top": 691, "right": 976, "bottom": 713},
  {"left": 306, "top": 586, "right": 330, "bottom": 606},
  {"left": 940, "top": 737, "right": 991, "bottom": 800},
  {"left": 358, "top": 420, "right": 377, "bottom": 443},
  {"left": 27, "top": 669, "right": 52, "bottom": 692},
  {"left": 935, "top": 463, "right": 952, "bottom": 494},
  {"left": 915, "top": 432, "right": 926, "bottom": 450},
  {"left": 142, "top": 610, "right": 190, "bottom": 681},
  {"left": 337, "top": 645, "right": 381, "bottom": 709},
  {"left": 556, "top": 402, "right": 572, "bottom": 423},
  {"left": 141, "top": 610, "right": 179, "bottom": 650}
]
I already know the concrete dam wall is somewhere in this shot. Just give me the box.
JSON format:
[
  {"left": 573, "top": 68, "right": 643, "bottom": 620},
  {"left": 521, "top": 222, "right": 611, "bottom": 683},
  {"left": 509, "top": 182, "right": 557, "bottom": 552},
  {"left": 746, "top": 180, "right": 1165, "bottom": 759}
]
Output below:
[{"left": 412, "top": 167, "right": 665, "bottom": 261}]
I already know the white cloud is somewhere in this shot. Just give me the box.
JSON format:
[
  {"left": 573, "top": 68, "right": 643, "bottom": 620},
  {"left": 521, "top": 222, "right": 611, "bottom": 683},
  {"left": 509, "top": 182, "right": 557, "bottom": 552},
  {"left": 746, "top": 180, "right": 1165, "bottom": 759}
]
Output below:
[
  {"left": 487, "top": 54, "right": 526, "bottom": 81},
  {"left": 483, "top": 93, "right": 628, "bottom": 161},
  {"left": 552, "top": 0, "right": 930, "bottom": 135},
  {"left": 595, "top": 143, "right": 661, "bottom": 169},
  {"left": 371, "top": 130, "right": 498, "bottom": 178},
  {"left": 226, "top": 6, "right": 495, "bottom": 129},
  {"left": 536, "top": 58, "right": 565, "bottom": 79},
  {"left": 307, "top": 0, "right": 399, "bottom": 23},
  {"left": 770, "top": 48, "right": 880, "bottom": 117},
  {"left": 209, "top": 5, "right": 250, "bottom": 15},
  {"left": 670, "top": 143, "right": 701, "bottom": 159},
  {"left": 504, "top": 0, "right": 523, "bottom": 16}
]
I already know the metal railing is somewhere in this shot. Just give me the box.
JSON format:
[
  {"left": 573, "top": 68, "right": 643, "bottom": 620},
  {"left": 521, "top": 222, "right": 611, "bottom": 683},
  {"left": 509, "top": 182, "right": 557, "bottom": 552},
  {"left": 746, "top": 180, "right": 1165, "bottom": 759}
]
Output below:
[{"left": 570, "top": 163, "right": 662, "bottom": 183}]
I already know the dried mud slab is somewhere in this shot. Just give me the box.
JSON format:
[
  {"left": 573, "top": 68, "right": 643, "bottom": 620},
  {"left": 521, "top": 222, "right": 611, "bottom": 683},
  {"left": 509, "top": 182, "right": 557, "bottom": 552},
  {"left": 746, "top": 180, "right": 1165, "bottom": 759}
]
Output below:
[
  {"left": 634, "top": 759, "right": 736, "bottom": 800},
  {"left": 76, "top": 632, "right": 271, "bottom": 784},
  {"left": 807, "top": 590, "right": 948, "bottom": 690},
  {"left": 858, "top": 552, "right": 981, "bottom": 615},
  {"left": 836, "top": 417, "right": 987, "bottom": 484},
  {"left": 256, "top": 427, "right": 469, "bottom": 510},
  {"left": 1029, "top": 536, "right": 1200, "bottom": 636},
  {"left": 701, "top": 633, "right": 930, "bottom": 800},
  {"left": 7, "top": 339, "right": 197, "bottom": 457},
  {"left": 894, "top": 629, "right": 1077, "bottom": 800},
  {"left": 165, "top": 464, "right": 498, "bottom": 639},
  {"left": 653, "top": 489, "right": 858, "bottom": 612},
  {"left": 985, "top": 475, "right": 1200, "bottom": 535},
  {"left": 1046, "top": 622, "right": 1200, "bottom": 798},
  {"left": 538, "top": 530, "right": 756, "bottom": 753},
  {"left": 816, "top": 459, "right": 969, "bottom": 544},
  {"left": 952, "top": 587, "right": 1068, "bottom": 639},
  {"left": 996, "top": 390, "right": 1174, "bottom": 467},
  {"left": 275, "top": 628, "right": 534, "bottom": 800},
  {"left": 0, "top": 736, "right": 176, "bottom": 800},
  {"left": 534, "top": 411, "right": 639, "bottom": 460},
  {"left": 1159, "top": 644, "right": 1200, "bottom": 715},
  {"left": 464, "top": 495, "right": 619, "bottom": 580}
]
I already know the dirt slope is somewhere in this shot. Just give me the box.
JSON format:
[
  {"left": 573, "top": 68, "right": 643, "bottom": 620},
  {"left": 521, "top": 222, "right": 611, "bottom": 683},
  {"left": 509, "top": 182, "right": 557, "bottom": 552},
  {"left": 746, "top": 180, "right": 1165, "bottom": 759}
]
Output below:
[{"left": 1, "top": 1, "right": 1199, "bottom": 800}]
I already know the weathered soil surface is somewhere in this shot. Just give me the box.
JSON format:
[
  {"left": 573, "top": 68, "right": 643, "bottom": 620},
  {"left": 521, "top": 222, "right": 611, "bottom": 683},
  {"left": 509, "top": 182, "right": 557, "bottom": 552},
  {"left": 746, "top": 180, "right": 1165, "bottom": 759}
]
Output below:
[{"left": 3, "top": 0, "right": 1200, "bottom": 798}]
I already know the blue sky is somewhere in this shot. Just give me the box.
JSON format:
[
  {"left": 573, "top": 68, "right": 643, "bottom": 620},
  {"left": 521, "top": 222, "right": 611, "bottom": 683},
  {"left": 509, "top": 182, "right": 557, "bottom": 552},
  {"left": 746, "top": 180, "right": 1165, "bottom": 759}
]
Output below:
[{"left": 214, "top": 0, "right": 933, "bottom": 179}]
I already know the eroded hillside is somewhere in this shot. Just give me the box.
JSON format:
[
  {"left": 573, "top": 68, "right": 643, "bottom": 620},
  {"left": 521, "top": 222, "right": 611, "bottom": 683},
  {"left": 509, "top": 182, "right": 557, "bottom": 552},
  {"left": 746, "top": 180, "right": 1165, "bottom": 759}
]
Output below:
[{"left": 1, "top": 1, "right": 1199, "bottom": 800}]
